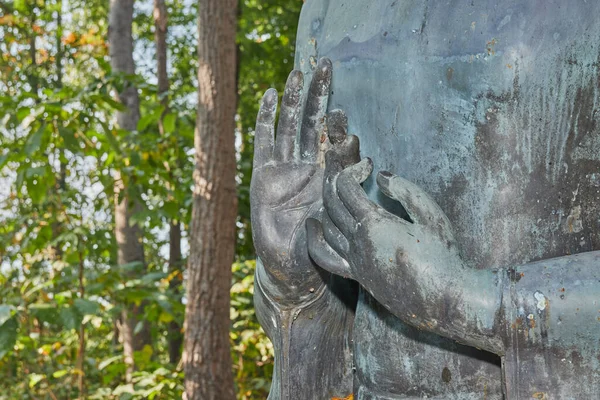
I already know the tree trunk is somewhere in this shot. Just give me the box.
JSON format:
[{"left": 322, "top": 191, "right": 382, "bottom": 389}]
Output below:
[
  {"left": 108, "top": 0, "right": 151, "bottom": 381},
  {"left": 167, "top": 220, "right": 183, "bottom": 364},
  {"left": 153, "top": 0, "right": 184, "bottom": 364},
  {"left": 153, "top": 0, "right": 169, "bottom": 130},
  {"left": 28, "top": 12, "right": 38, "bottom": 97},
  {"left": 183, "top": 0, "right": 238, "bottom": 398}
]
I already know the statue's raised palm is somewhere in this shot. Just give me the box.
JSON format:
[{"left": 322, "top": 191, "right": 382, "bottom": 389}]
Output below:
[{"left": 251, "top": 59, "right": 357, "bottom": 306}]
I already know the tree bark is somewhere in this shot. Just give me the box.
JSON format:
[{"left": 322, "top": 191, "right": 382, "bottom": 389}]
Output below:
[
  {"left": 108, "top": 0, "right": 151, "bottom": 381},
  {"left": 153, "top": 0, "right": 184, "bottom": 364},
  {"left": 153, "top": 0, "right": 169, "bottom": 130},
  {"left": 183, "top": 0, "right": 238, "bottom": 398},
  {"left": 167, "top": 220, "right": 183, "bottom": 364}
]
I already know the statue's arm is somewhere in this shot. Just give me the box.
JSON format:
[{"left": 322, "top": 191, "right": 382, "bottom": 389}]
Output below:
[
  {"left": 307, "top": 157, "right": 507, "bottom": 353},
  {"left": 498, "top": 251, "right": 600, "bottom": 353},
  {"left": 308, "top": 156, "right": 600, "bottom": 356},
  {"left": 250, "top": 60, "right": 358, "bottom": 399},
  {"left": 254, "top": 259, "right": 356, "bottom": 399}
]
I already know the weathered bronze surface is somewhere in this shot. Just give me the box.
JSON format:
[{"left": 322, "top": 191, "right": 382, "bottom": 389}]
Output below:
[{"left": 251, "top": 1, "right": 600, "bottom": 399}]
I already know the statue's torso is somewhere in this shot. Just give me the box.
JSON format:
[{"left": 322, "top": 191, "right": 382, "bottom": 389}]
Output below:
[{"left": 296, "top": 0, "right": 600, "bottom": 398}]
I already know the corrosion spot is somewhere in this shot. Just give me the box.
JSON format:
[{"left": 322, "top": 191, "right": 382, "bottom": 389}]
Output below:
[
  {"left": 442, "top": 367, "right": 452, "bottom": 383},
  {"left": 534, "top": 291, "right": 547, "bottom": 311},
  {"left": 508, "top": 268, "right": 522, "bottom": 282},
  {"left": 486, "top": 38, "right": 498, "bottom": 55},
  {"left": 331, "top": 395, "right": 353, "bottom": 400}
]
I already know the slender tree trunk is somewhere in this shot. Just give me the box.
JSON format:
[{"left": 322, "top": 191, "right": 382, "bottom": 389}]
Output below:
[
  {"left": 153, "top": 0, "right": 169, "bottom": 131},
  {"left": 51, "top": 0, "right": 64, "bottom": 262},
  {"left": 53, "top": 3, "right": 86, "bottom": 395},
  {"left": 167, "top": 220, "right": 183, "bottom": 364},
  {"left": 183, "top": 0, "right": 238, "bottom": 398},
  {"left": 108, "top": 0, "right": 151, "bottom": 381},
  {"left": 153, "top": 0, "right": 184, "bottom": 364},
  {"left": 76, "top": 251, "right": 86, "bottom": 398},
  {"left": 29, "top": 13, "right": 38, "bottom": 97}
]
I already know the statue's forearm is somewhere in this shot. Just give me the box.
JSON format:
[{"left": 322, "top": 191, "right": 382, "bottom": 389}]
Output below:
[
  {"left": 501, "top": 250, "right": 600, "bottom": 352},
  {"left": 366, "top": 250, "right": 600, "bottom": 358},
  {"left": 254, "top": 259, "right": 356, "bottom": 400},
  {"left": 363, "top": 257, "right": 506, "bottom": 354}
]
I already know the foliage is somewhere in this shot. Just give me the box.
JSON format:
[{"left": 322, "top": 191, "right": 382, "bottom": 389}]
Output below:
[
  {"left": 0, "top": 0, "right": 302, "bottom": 398},
  {"left": 236, "top": 0, "right": 303, "bottom": 260},
  {"left": 230, "top": 261, "right": 273, "bottom": 399}
]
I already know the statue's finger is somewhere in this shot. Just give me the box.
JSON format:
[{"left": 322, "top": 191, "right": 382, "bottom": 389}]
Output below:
[
  {"left": 336, "top": 158, "right": 380, "bottom": 221},
  {"left": 299, "top": 58, "right": 332, "bottom": 162},
  {"left": 306, "top": 218, "right": 353, "bottom": 279},
  {"left": 322, "top": 212, "right": 350, "bottom": 255},
  {"left": 324, "top": 151, "right": 357, "bottom": 234},
  {"left": 326, "top": 109, "right": 347, "bottom": 145},
  {"left": 324, "top": 149, "right": 344, "bottom": 178},
  {"left": 274, "top": 70, "right": 303, "bottom": 162},
  {"left": 337, "top": 135, "right": 361, "bottom": 167},
  {"left": 376, "top": 171, "right": 451, "bottom": 230},
  {"left": 253, "top": 88, "right": 278, "bottom": 169},
  {"left": 326, "top": 111, "right": 360, "bottom": 166}
]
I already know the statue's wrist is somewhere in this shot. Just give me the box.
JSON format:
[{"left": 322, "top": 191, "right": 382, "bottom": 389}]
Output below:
[{"left": 255, "top": 258, "right": 328, "bottom": 310}]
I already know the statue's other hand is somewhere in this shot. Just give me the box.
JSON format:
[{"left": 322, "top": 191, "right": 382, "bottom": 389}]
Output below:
[
  {"left": 309, "top": 159, "right": 507, "bottom": 354},
  {"left": 308, "top": 156, "right": 463, "bottom": 293},
  {"left": 251, "top": 58, "right": 359, "bottom": 305}
]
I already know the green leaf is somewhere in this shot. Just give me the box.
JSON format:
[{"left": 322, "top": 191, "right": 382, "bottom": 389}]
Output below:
[
  {"left": 133, "top": 321, "right": 145, "bottom": 335},
  {"left": 25, "top": 123, "right": 47, "bottom": 155},
  {"left": 59, "top": 126, "right": 80, "bottom": 152},
  {"left": 26, "top": 173, "right": 50, "bottom": 204},
  {"left": 130, "top": 151, "right": 141, "bottom": 167},
  {"left": 140, "top": 272, "right": 166, "bottom": 285},
  {"left": 162, "top": 201, "right": 179, "bottom": 219},
  {"left": 104, "top": 129, "right": 121, "bottom": 152},
  {"left": 0, "top": 305, "right": 14, "bottom": 326},
  {"left": 52, "top": 370, "right": 69, "bottom": 379},
  {"left": 99, "top": 95, "right": 126, "bottom": 111},
  {"left": 153, "top": 367, "right": 171, "bottom": 377},
  {"left": 59, "top": 306, "right": 83, "bottom": 330},
  {"left": 98, "top": 355, "right": 123, "bottom": 370},
  {"left": 137, "top": 114, "right": 155, "bottom": 132},
  {"left": 0, "top": 153, "right": 8, "bottom": 169},
  {"left": 23, "top": 281, "right": 54, "bottom": 299},
  {"left": 112, "top": 383, "right": 135, "bottom": 396},
  {"left": 138, "top": 106, "right": 165, "bottom": 132},
  {"left": 13, "top": 0, "right": 27, "bottom": 12},
  {"left": 0, "top": 317, "right": 18, "bottom": 359},
  {"left": 29, "top": 373, "right": 46, "bottom": 388},
  {"left": 29, "top": 304, "right": 59, "bottom": 324},
  {"left": 119, "top": 261, "right": 145, "bottom": 273},
  {"left": 163, "top": 113, "right": 176, "bottom": 134},
  {"left": 74, "top": 298, "right": 100, "bottom": 316}
]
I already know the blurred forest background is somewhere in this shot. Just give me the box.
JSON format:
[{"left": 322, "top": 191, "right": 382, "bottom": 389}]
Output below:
[{"left": 0, "top": 0, "right": 303, "bottom": 398}]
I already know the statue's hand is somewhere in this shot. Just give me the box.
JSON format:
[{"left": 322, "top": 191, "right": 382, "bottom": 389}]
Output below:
[
  {"left": 308, "top": 157, "right": 507, "bottom": 356},
  {"left": 307, "top": 155, "right": 464, "bottom": 294},
  {"left": 251, "top": 58, "right": 359, "bottom": 306}
]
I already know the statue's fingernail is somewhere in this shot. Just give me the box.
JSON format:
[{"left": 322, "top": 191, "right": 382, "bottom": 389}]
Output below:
[
  {"left": 263, "top": 88, "right": 278, "bottom": 103},
  {"left": 287, "top": 70, "right": 303, "bottom": 87},
  {"left": 317, "top": 57, "right": 332, "bottom": 75}
]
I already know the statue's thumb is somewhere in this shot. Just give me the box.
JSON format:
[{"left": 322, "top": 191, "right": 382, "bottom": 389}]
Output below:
[{"left": 306, "top": 218, "right": 353, "bottom": 279}]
